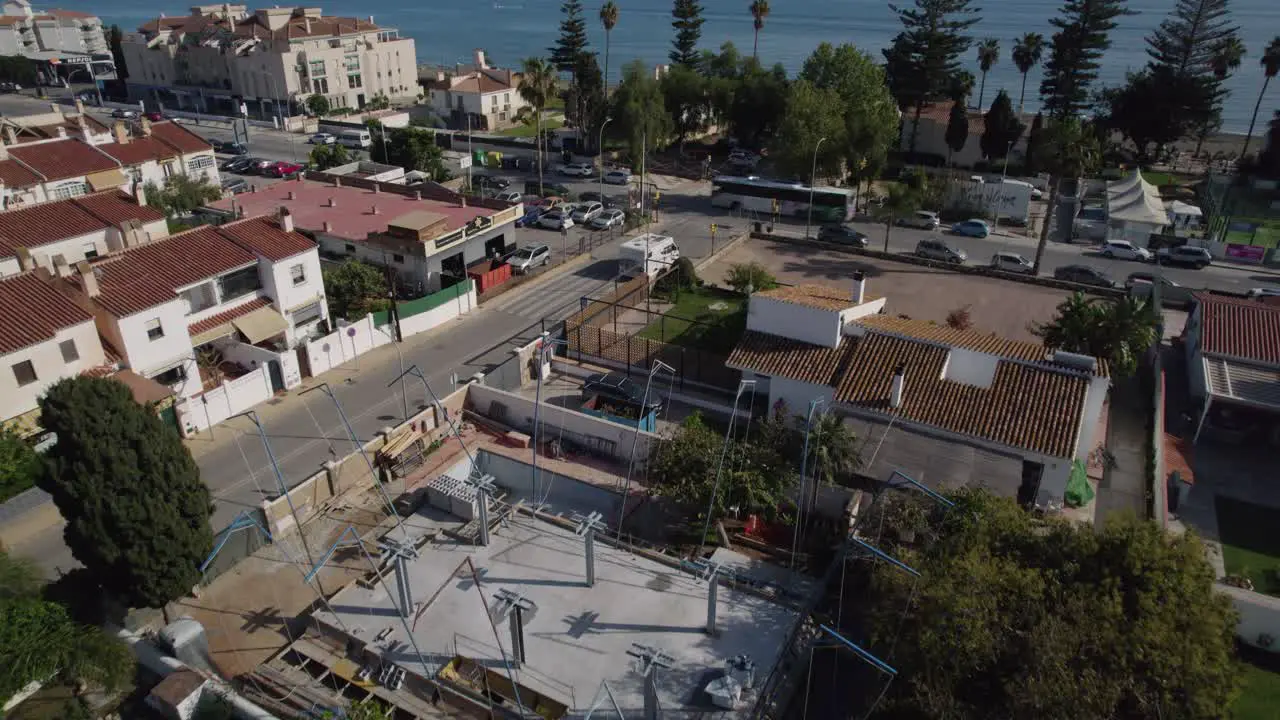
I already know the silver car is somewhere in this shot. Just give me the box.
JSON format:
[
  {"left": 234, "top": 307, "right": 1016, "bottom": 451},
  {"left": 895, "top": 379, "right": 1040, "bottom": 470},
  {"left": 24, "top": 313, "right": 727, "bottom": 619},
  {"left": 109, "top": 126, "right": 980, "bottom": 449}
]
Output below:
[
  {"left": 915, "top": 238, "right": 967, "bottom": 263},
  {"left": 990, "top": 251, "right": 1034, "bottom": 274},
  {"left": 898, "top": 210, "right": 940, "bottom": 230},
  {"left": 508, "top": 244, "right": 550, "bottom": 273},
  {"left": 589, "top": 208, "right": 625, "bottom": 230},
  {"left": 570, "top": 201, "right": 603, "bottom": 223}
]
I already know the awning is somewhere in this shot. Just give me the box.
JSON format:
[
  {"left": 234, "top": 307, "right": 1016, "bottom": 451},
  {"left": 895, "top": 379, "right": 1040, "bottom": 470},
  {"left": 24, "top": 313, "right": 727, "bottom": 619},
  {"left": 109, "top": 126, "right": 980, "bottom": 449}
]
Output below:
[
  {"left": 85, "top": 168, "right": 127, "bottom": 191},
  {"left": 190, "top": 323, "right": 236, "bottom": 347},
  {"left": 232, "top": 305, "right": 289, "bottom": 344},
  {"left": 112, "top": 368, "right": 175, "bottom": 406}
]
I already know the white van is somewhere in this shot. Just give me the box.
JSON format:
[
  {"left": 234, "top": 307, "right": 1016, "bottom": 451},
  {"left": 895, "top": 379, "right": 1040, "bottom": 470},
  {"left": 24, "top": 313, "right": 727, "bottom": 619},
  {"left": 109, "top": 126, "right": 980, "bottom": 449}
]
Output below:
[
  {"left": 337, "top": 129, "right": 372, "bottom": 149},
  {"left": 619, "top": 233, "right": 679, "bottom": 279}
]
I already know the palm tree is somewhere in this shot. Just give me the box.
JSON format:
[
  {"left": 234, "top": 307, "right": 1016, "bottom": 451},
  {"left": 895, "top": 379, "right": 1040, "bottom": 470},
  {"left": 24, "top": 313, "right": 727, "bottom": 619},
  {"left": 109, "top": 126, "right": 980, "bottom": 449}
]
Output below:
[
  {"left": 600, "top": 2, "right": 619, "bottom": 91},
  {"left": 1012, "top": 32, "right": 1044, "bottom": 114},
  {"left": 749, "top": 0, "right": 771, "bottom": 60},
  {"left": 873, "top": 182, "right": 921, "bottom": 252},
  {"left": 1212, "top": 37, "right": 1246, "bottom": 80},
  {"left": 976, "top": 38, "right": 999, "bottom": 110},
  {"left": 1032, "top": 293, "right": 1158, "bottom": 377},
  {"left": 1242, "top": 36, "right": 1280, "bottom": 160},
  {"left": 806, "top": 411, "right": 859, "bottom": 487},
  {"left": 518, "top": 57, "right": 556, "bottom": 196}
]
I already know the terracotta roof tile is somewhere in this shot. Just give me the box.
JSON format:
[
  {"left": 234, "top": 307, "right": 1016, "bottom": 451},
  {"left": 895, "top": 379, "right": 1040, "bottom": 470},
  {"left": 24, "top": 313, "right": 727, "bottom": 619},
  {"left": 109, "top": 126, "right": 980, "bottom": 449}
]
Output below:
[
  {"left": 0, "top": 191, "right": 161, "bottom": 258},
  {"left": 80, "top": 227, "right": 257, "bottom": 317},
  {"left": 0, "top": 158, "right": 44, "bottom": 188},
  {"left": 217, "top": 216, "right": 316, "bottom": 261},
  {"left": 1195, "top": 293, "right": 1280, "bottom": 365},
  {"left": 7, "top": 139, "right": 118, "bottom": 182},
  {"left": 73, "top": 190, "right": 165, "bottom": 227},
  {"left": 147, "top": 121, "right": 213, "bottom": 155},
  {"left": 755, "top": 284, "right": 859, "bottom": 312},
  {"left": 188, "top": 296, "right": 271, "bottom": 335},
  {"left": 856, "top": 314, "right": 1047, "bottom": 362},
  {"left": 834, "top": 333, "right": 1089, "bottom": 457},
  {"left": 98, "top": 135, "right": 179, "bottom": 166},
  {"left": 727, "top": 330, "right": 856, "bottom": 386},
  {"left": 0, "top": 272, "right": 93, "bottom": 355}
]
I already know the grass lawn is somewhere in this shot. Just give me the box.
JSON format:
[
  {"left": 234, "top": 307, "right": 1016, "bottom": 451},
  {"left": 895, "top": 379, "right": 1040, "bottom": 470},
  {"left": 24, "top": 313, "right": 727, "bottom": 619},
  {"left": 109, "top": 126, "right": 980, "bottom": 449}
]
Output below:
[
  {"left": 637, "top": 286, "right": 745, "bottom": 353},
  {"left": 1233, "top": 647, "right": 1280, "bottom": 719},
  {"left": 496, "top": 117, "right": 565, "bottom": 138},
  {"left": 1215, "top": 495, "right": 1280, "bottom": 596}
]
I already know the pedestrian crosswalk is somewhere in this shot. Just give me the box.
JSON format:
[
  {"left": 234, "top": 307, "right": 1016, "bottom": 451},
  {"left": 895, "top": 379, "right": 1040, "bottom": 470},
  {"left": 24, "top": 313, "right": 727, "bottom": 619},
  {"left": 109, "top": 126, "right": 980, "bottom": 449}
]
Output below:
[{"left": 482, "top": 264, "right": 618, "bottom": 321}]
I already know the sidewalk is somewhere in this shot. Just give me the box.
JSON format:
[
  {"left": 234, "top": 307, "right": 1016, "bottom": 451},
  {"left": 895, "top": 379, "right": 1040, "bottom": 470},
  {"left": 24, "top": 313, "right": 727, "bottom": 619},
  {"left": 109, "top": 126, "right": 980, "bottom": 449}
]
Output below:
[{"left": 1093, "top": 381, "right": 1149, "bottom": 529}]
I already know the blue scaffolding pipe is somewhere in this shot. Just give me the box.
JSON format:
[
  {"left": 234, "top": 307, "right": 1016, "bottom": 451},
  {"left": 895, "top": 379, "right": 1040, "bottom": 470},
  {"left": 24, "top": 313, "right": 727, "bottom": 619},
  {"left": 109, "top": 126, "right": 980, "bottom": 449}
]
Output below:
[
  {"left": 200, "top": 510, "right": 272, "bottom": 574},
  {"left": 848, "top": 536, "right": 920, "bottom": 578},
  {"left": 303, "top": 526, "right": 362, "bottom": 584},
  {"left": 818, "top": 624, "right": 897, "bottom": 676},
  {"left": 886, "top": 470, "right": 956, "bottom": 508}
]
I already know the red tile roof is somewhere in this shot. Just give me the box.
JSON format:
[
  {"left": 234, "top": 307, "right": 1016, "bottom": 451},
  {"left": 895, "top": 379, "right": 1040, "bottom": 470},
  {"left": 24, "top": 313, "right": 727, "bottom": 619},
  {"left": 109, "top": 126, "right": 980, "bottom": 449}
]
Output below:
[
  {"left": 217, "top": 215, "right": 317, "bottom": 261},
  {"left": 81, "top": 227, "right": 257, "bottom": 317},
  {"left": 147, "top": 121, "right": 214, "bottom": 155},
  {"left": 0, "top": 272, "right": 93, "bottom": 355},
  {"left": 0, "top": 191, "right": 162, "bottom": 258},
  {"left": 137, "top": 17, "right": 190, "bottom": 33},
  {"left": 7, "top": 139, "right": 118, "bottom": 182},
  {"left": 188, "top": 296, "right": 271, "bottom": 336},
  {"left": 98, "top": 136, "right": 179, "bottom": 166},
  {"left": 1195, "top": 293, "right": 1280, "bottom": 365},
  {"left": 0, "top": 158, "right": 44, "bottom": 188},
  {"left": 727, "top": 330, "right": 855, "bottom": 386}
]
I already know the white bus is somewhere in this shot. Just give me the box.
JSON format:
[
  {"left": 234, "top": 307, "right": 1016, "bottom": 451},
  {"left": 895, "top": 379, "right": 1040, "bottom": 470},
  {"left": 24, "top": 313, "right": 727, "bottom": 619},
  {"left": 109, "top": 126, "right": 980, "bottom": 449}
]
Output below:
[
  {"left": 337, "top": 129, "right": 372, "bottom": 149},
  {"left": 710, "top": 175, "right": 856, "bottom": 223}
]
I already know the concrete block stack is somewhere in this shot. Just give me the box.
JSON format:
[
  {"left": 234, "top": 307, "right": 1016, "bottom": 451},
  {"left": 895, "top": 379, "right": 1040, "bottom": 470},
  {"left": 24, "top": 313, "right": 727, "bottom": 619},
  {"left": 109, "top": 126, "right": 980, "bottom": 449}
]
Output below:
[{"left": 425, "top": 474, "right": 478, "bottom": 521}]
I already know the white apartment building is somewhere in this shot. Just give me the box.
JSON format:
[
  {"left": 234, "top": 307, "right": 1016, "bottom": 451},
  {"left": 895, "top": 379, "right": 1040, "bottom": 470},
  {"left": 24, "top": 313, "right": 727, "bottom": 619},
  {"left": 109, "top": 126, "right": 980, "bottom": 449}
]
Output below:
[
  {"left": 0, "top": 188, "right": 168, "bottom": 278},
  {"left": 0, "top": 0, "right": 108, "bottom": 59},
  {"left": 122, "top": 5, "right": 417, "bottom": 121},
  {"left": 424, "top": 50, "right": 527, "bottom": 131},
  {"left": 0, "top": 270, "right": 106, "bottom": 425}
]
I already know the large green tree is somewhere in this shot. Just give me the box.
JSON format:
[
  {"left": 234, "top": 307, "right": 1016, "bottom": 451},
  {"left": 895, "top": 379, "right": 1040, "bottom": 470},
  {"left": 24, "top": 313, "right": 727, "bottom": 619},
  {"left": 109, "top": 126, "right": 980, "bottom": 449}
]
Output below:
[
  {"left": 945, "top": 98, "right": 969, "bottom": 164},
  {"left": 384, "top": 128, "right": 450, "bottom": 180},
  {"left": 660, "top": 63, "right": 709, "bottom": 146},
  {"left": 769, "top": 80, "right": 847, "bottom": 180},
  {"left": 323, "top": 260, "right": 390, "bottom": 321},
  {"left": 518, "top": 57, "right": 557, "bottom": 195},
  {"left": 799, "top": 43, "right": 900, "bottom": 186},
  {"left": 873, "top": 181, "right": 922, "bottom": 251},
  {"left": 1144, "top": 0, "right": 1242, "bottom": 151},
  {"left": 0, "top": 427, "right": 42, "bottom": 503},
  {"left": 1040, "top": 0, "right": 1134, "bottom": 119},
  {"left": 852, "top": 490, "right": 1238, "bottom": 719},
  {"left": 308, "top": 142, "right": 351, "bottom": 171},
  {"left": 1102, "top": 67, "right": 1193, "bottom": 162},
  {"left": 0, "top": 550, "right": 134, "bottom": 707},
  {"left": 1032, "top": 292, "right": 1159, "bottom": 375},
  {"left": 108, "top": 25, "right": 128, "bottom": 80},
  {"left": 549, "top": 0, "right": 590, "bottom": 74},
  {"left": 980, "top": 89, "right": 1026, "bottom": 161},
  {"left": 610, "top": 59, "right": 672, "bottom": 167},
  {"left": 728, "top": 59, "right": 790, "bottom": 149},
  {"left": 882, "top": 0, "right": 979, "bottom": 155},
  {"left": 1012, "top": 32, "right": 1045, "bottom": 113},
  {"left": 144, "top": 175, "right": 223, "bottom": 218},
  {"left": 565, "top": 51, "right": 606, "bottom": 142},
  {"left": 38, "top": 377, "right": 214, "bottom": 610},
  {"left": 670, "top": 0, "right": 705, "bottom": 67}
]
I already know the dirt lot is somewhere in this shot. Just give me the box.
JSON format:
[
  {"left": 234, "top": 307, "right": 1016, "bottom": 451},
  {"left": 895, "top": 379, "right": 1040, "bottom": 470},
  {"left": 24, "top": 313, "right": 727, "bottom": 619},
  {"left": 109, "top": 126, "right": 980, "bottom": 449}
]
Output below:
[{"left": 704, "top": 237, "right": 1073, "bottom": 343}]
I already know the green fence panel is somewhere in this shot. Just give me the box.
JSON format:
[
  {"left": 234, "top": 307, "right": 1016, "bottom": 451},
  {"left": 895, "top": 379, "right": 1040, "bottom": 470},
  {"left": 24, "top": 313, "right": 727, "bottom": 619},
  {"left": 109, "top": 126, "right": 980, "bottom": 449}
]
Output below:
[
  {"left": 371, "top": 309, "right": 391, "bottom": 326},
  {"left": 398, "top": 279, "right": 474, "bottom": 319}
]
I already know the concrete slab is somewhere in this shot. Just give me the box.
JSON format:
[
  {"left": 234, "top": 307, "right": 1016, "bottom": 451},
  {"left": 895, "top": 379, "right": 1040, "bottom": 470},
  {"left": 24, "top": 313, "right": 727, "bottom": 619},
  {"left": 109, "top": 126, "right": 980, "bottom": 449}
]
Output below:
[{"left": 312, "top": 513, "right": 797, "bottom": 715}]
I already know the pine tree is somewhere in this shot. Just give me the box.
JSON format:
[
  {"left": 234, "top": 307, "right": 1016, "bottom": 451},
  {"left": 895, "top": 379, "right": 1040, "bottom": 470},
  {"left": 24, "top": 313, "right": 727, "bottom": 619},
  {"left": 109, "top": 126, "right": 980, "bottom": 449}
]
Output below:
[
  {"left": 549, "top": 0, "right": 590, "bottom": 74},
  {"left": 981, "top": 90, "right": 1027, "bottom": 161},
  {"left": 1024, "top": 112, "right": 1045, "bottom": 174},
  {"left": 883, "top": 0, "right": 980, "bottom": 154},
  {"left": 670, "top": 0, "right": 706, "bottom": 67},
  {"left": 38, "top": 377, "right": 214, "bottom": 610},
  {"left": 1040, "top": 0, "right": 1134, "bottom": 119},
  {"left": 945, "top": 99, "right": 969, "bottom": 165}
]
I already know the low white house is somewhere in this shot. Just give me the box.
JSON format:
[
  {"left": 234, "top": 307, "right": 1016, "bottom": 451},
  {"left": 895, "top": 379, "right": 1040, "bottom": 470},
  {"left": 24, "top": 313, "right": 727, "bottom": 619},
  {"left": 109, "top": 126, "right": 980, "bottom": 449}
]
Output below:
[
  {"left": 727, "top": 275, "right": 1110, "bottom": 506},
  {"left": 0, "top": 188, "right": 168, "bottom": 278},
  {"left": 0, "top": 271, "right": 107, "bottom": 424},
  {"left": 423, "top": 50, "right": 527, "bottom": 131}
]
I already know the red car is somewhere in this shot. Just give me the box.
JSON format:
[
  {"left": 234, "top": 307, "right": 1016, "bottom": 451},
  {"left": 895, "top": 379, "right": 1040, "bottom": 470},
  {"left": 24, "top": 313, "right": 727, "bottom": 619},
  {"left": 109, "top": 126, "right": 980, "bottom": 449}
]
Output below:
[
  {"left": 265, "top": 161, "right": 303, "bottom": 178},
  {"left": 144, "top": 111, "right": 165, "bottom": 121}
]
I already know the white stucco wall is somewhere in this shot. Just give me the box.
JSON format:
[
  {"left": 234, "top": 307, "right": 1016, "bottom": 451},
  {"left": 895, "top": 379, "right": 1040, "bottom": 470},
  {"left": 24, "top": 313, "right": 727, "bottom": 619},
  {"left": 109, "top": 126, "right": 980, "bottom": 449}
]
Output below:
[
  {"left": 747, "top": 296, "right": 842, "bottom": 348},
  {"left": 1073, "top": 375, "right": 1111, "bottom": 463},
  {"left": 0, "top": 320, "right": 105, "bottom": 421},
  {"left": 764, "top": 374, "right": 835, "bottom": 419},
  {"left": 115, "top": 299, "right": 199, "bottom": 397},
  {"left": 25, "top": 228, "right": 110, "bottom": 271}
]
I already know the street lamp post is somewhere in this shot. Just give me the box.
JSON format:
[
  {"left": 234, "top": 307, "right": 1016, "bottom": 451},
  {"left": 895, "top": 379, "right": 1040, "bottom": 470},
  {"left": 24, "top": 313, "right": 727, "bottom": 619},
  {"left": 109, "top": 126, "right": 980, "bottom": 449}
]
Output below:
[
  {"left": 597, "top": 116, "right": 612, "bottom": 202},
  {"left": 805, "top": 136, "right": 827, "bottom": 239},
  {"left": 259, "top": 70, "right": 297, "bottom": 162},
  {"left": 371, "top": 325, "right": 408, "bottom": 420}
]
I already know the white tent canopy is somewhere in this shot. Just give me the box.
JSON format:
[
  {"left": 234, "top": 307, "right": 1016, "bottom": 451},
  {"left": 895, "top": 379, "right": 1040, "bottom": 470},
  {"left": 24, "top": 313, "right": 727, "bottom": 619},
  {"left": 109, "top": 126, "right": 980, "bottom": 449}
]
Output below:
[
  {"left": 1106, "top": 171, "right": 1168, "bottom": 226},
  {"left": 1166, "top": 199, "right": 1203, "bottom": 218}
]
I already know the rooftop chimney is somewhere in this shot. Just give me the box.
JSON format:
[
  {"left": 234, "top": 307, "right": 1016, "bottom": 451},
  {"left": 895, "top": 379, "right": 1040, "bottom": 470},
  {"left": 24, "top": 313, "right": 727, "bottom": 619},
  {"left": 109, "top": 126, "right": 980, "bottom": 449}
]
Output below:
[
  {"left": 74, "top": 98, "right": 84, "bottom": 116},
  {"left": 413, "top": 190, "right": 421, "bottom": 200},
  {"left": 56, "top": 126, "right": 66, "bottom": 138},
  {"left": 368, "top": 15, "right": 374, "bottom": 24},
  {"left": 889, "top": 362, "right": 906, "bottom": 410},
  {"left": 327, "top": 196, "right": 336, "bottom": 207},
  {"left": 334, "top": 177, "right": 341, "bottom": 187},
  {"left": 134, "top": 183, "right": 147, "bottom": 207},
  {"left": 139, "top": 117, "right": 152, "bottom": 137},
  {"left": 287, "top": 190, "right": 296, "bottom": 200},
  {"left": 303, "top": 16, "right": 311, "bottom": 33},
  {"left": 852, "top": 270, "right": 866, "bottom": 305},
  {"left": 474, "top": 48, "right": 487, "bottom": 69},
  {"left": 5, "top": 126, "right": 17, "bottom": 145},
  {"left": 373, "top": 183, "right": 380, "bottom": 194},
  {"left": 370, "top": 204, "right": 378, "bottom": 215},
  {"left": 14, "top": 247, "right": 32, "bottom": 271},
  {"left": 113, "top": 120, "right": 129, "bottom": 145},
  {"left": 0, "top": 134, "right": 8, "bottom": 161},
  {"left": 323, "top": 220, "right": 332, "bottom": 232},
  {"left": 279, "top": 207, "right": 294, "bottom": 233}
]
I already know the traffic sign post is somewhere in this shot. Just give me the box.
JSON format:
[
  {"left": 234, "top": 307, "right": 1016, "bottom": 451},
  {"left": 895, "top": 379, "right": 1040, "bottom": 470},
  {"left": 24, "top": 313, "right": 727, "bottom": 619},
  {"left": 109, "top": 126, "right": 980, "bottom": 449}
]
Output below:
[{"left": 710, "top": 223, "right": 717, "bottom": 254}]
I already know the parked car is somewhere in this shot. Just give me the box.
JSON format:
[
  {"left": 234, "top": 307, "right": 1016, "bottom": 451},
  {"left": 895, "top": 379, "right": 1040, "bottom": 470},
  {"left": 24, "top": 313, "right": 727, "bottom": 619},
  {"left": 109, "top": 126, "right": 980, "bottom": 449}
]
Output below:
[
  {"left": 1125, "top": 272, "right": 1194, "bottom": 307},
  {"left": 578, "top": 191, "right": 620, "bottom": 208},
  {"left": 478, "top": 175, "right": 511, "bottom": 190},
  {"left": 603, "top": 169, "right": 632, "bottom": 184},
  {"left": 951, "top": 219, "right": 991, "bottom": 238},
  {"left": 990, "top": 251, "right": 1034, "bottom": 274},
  {"left": 525, "top": 180, "right": 571, "bottom": 197},
  {"left": 111, "top": 109, "right": 137, "bottom": 119},
  {"left": 220, "top": 178, "right": 248, "bottom": 194},
  {"left": 1100, "top": 240, "right": 1152, "bottom": 261},
  {"left": 898, "top": 210, "right": 940, "bottom": 230},
  {"left": 309, "top": 132, "right": 336, "bottom": 145},
  {"left": 558, "top": 162, "right": 594, "bottom": 177},
  {"left": 217, "top": 141, "right": 248, "bottom": 155},
  {"left": 1054, "top": 264, "right": 1115, "bottom": 288},
  {"left": 915, "top": 238, "right": 967, "bottom": 263},
  {"left": 535, "top": 210, "right": 574, "bottom": 231},
  {"left": 492, "top": 189, "right": 522, "bottom": 204},
  {"left": 0, "top": 82, "right": 21, "bottom": 92},
  {"left": 588, "top": 208, "right": 626, "bottom": 230},
  {"left": 570, "top": 201, "right": 604, "bottom": 223},
  {"left": 245, "top": 158, "right": 276, "bottom": 174},
  {"left": 582, "top": 373, "right": 663, "bottom": 414},
  {"left": 1156, "top": 245, "right": 1212, "bottom": 269},
  {"left": 1073, "top": 206, "right": 1108, "bottom": 241},
  {"left": 265, "top": 161, "right": 303, "bottom": 178},
  {"left": 221, "top": 157, "right": 252, "bottom": 173},
  {"left": 144, "top": 111, "right": 165, "bottom": 121},
  {"left": 1246, "top": 287, "right": 1280, "bottom": 299},
  {"left": 502, "top": 156, "right": 532, "bottom": 171},
  {"left": 515, "top": 206, "right": 547, "bottom": 228},
  {"left": 727, "top": 149, "right": 760, "bottom": 169},
  {"left": 508, "top": 244, "right": 551, "bottom": 273},
  {"left": 817, "top": 224, "right": 869, "bottom": 247}
]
